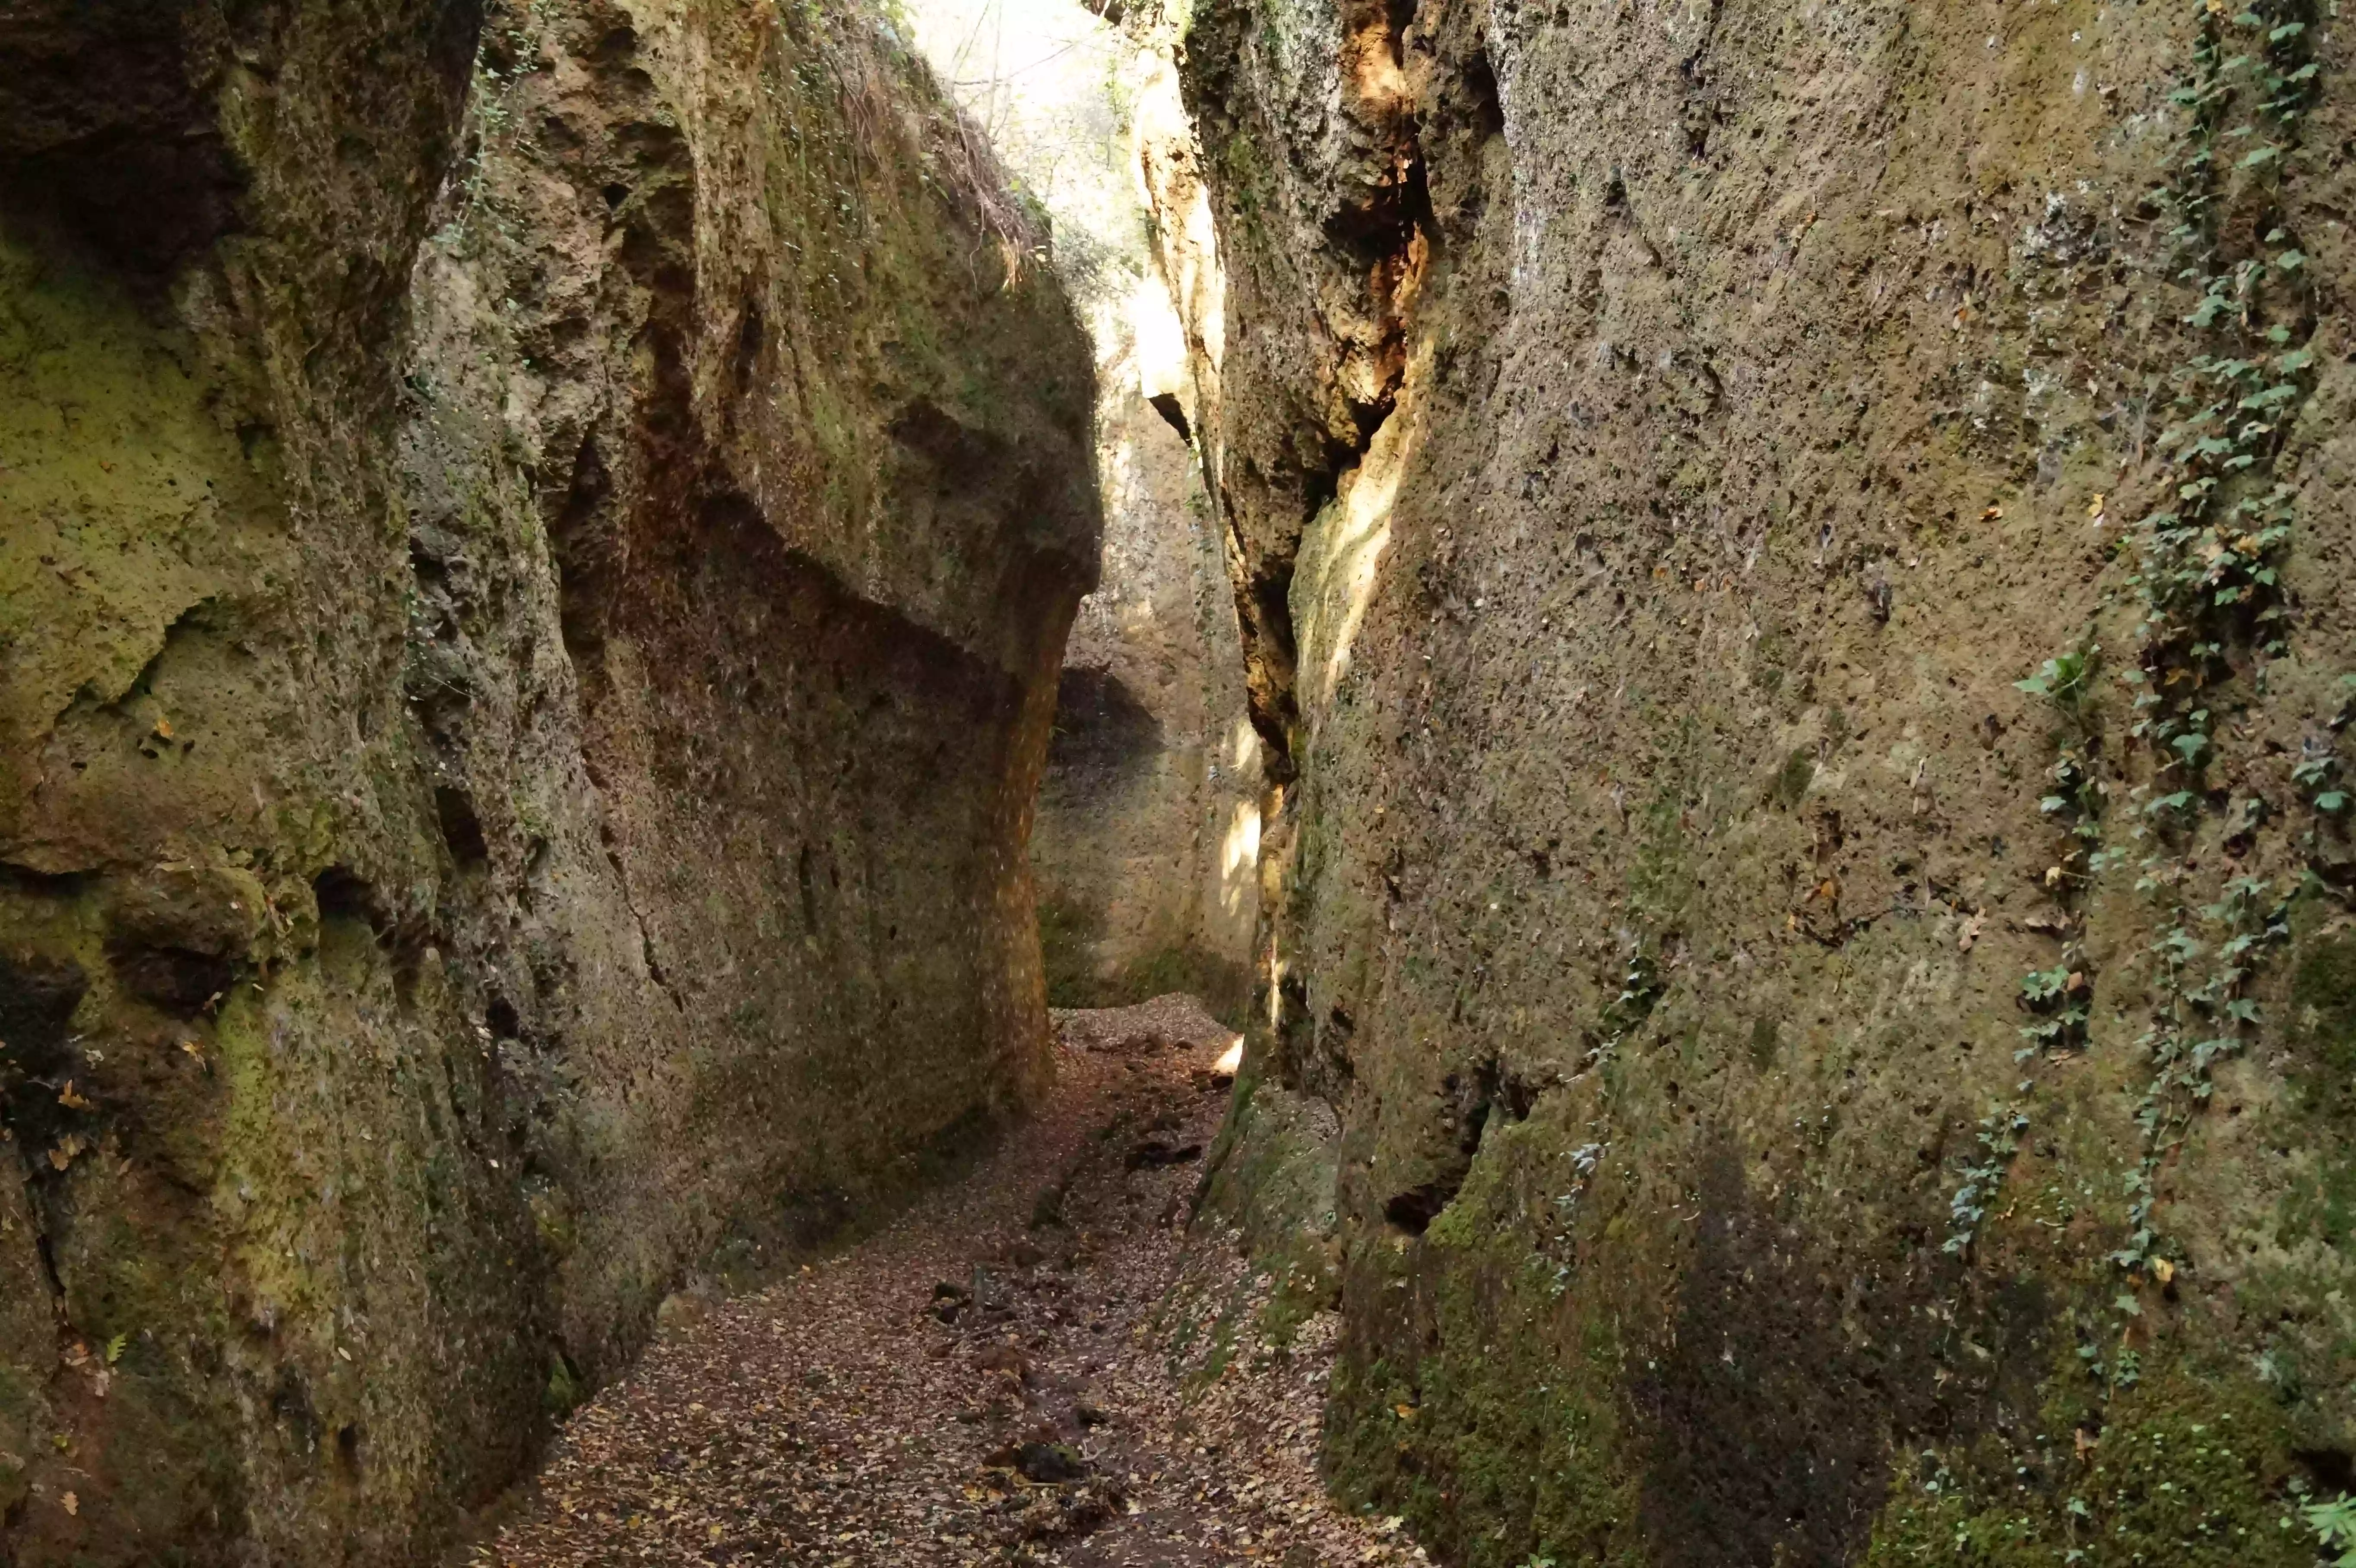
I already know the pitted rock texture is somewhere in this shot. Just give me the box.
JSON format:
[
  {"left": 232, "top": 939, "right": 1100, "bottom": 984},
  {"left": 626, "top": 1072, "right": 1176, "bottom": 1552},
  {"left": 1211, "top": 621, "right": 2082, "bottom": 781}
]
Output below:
[
  {"left": 1163, "top": 0, "right": 2356, "bottom": 1563},
  {"left": 1033, "top": 374, "right": 1260, "bottom": 1024},
  {"left": 923, "top": 6, "right": 1263, "bottom": 1027},
  {"left": 0, "top": 0, "right": 1096, "bottom": 1562}
]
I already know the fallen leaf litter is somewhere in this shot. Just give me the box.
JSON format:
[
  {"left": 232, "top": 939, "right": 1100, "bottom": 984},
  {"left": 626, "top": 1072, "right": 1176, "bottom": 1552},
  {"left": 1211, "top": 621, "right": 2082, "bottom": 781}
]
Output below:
[{"left": 467, "top": 995, "right": 1427, "bottom": 1567}]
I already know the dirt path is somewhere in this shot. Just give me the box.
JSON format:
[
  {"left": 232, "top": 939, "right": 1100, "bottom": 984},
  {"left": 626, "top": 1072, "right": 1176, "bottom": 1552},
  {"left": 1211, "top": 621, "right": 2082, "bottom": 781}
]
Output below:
[{"left": 466, "top": 998, "right": 1427, "bottom": 1568}]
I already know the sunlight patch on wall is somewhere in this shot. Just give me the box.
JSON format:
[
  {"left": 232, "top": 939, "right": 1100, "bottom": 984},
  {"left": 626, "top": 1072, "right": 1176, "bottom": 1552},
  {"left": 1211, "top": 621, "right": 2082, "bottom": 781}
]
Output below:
[
  {"left": 1130, "top": 49, "right": 1224, "bottom": 375},
  {"left": 1289, "top": 391, "right": 1420, "bottom": 722},
  {"left": 1220, "top": 797, "right": 1260, "bottom": 918},
  {"left": 1133, "top": 269, "right": 1191, "bottom": 404}
]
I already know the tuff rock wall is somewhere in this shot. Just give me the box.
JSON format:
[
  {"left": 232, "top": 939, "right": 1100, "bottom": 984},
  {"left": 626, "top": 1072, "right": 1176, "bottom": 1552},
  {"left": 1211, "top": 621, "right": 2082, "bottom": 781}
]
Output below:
[
  {"left": 1033, "top": 353, "right": 1262, "bottom": 1022},
  {"left": 897, "top": 0, "right": 1264, "bottom": 1023},
  {"left": 0, "top": 0, "right": 1097, "bottom": 1559},
  {"left": 1162, "top": 0, "right": 2356, "bottom": 1563}
]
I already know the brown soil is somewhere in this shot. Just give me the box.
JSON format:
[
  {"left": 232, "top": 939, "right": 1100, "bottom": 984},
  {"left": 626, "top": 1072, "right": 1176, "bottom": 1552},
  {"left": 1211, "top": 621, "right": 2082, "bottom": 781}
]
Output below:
[{"left": 463, "top": 997, "right": 1423, "bottom": 1568}]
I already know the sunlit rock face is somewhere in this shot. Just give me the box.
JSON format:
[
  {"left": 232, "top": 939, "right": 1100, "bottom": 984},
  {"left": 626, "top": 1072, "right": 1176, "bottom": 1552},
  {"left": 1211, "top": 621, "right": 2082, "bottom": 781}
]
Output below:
[
  {"left": 1162, "top": 0, "right": 2356, "bottom": 1562},
  {"left": 1032, "top": 390, "right": 1262, "bottom": 1020},
  {"left": 899, "top": 0, "right": 1260, "bottom": 1020},
  {"left": 0, "top": 0, "right": 1096, "bottom": 1559}
]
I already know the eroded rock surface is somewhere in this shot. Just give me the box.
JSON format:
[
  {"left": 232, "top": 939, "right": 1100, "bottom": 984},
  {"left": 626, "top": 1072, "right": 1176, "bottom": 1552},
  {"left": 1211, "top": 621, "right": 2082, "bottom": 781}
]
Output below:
[
  {"left": 894, "top": 0, "right": 1263, "bottom": 1022},
  {"left": 1034, "top": 342, "right": 1260, "bottom": 1022},
  {"left": 1162, "top": 0, "right": 2356, "bottom": 1562},
  {"left": 0, "top": 0, "right": 1096, "bottom": 1560}
]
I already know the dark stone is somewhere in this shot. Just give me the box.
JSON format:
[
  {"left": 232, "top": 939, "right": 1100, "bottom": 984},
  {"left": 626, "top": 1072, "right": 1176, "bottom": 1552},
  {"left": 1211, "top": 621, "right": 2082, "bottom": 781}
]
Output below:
[
  {"left": 1124, "top": 1138, "right": 1203, "bottom": 1170},
  {"left": 1010, "top": 1441, "right": 1087, "bottom": 1483}
]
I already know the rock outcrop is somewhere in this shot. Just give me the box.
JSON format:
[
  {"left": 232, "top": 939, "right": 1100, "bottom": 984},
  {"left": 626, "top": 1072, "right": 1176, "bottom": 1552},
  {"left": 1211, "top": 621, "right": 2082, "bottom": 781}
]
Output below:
[
  {"left": 0, "top": 0, "right": 1096, "bottom": 1559},
  {"left": 1033, "top": 351, "right": 1261, "bottom": 1022},
  {"left": 890, "top": 0, "right": 1262, "bottom": 1023},
  {"left": 1163, "top": 0, "right": 2356, "bottom": 1562}
]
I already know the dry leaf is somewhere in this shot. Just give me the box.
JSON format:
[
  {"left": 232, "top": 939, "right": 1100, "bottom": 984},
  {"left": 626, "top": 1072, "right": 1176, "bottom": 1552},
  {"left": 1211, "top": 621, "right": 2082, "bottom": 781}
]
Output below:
[
  {"left": 62, "top": 1492, "right": 77, "bottom": 1516},
  {"left": 2087, "top": 493, "right": 2106, "bottom": 519},
  {"left": 57, "top": 1081, "right": 92, "bottom": 1110},
  {"left": 2152, "top": 1257, "right": 2176, "bottom": 1284},
  {"left": 1982, "top": 504, "right": 2004, "bottom": 521},
  {"left": 1959, "top": 910, "right": 1987, "bottom": 952}
]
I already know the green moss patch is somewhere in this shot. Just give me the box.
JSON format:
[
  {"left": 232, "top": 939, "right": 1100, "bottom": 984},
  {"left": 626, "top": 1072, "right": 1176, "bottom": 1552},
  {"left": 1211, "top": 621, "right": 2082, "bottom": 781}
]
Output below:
[{"left": 1864, "top": 1368, "right": 2310, "bottom": 1567}]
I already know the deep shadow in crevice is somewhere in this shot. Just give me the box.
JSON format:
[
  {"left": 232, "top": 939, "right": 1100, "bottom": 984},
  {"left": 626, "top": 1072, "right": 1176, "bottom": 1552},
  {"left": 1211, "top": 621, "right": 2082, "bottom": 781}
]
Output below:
[
  {"left": 1380, "top": 1054, "right": 1532, "bottom": 1235},
  {"left": 1147, "top": 390, "right": 1193, "bottom": 445},
  {"left": 0, "top": 951, "right": 89, "bottom": 1157},
  {"left": 437, "top": 784, "right": 491, "bottom": 868},
  {"left": 1045, "top": 666, "right": 1163, "bottom": 786}
]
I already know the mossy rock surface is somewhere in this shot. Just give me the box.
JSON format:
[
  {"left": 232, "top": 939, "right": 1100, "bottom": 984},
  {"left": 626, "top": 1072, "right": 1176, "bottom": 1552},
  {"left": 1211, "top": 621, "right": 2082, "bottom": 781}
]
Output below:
[
  {"left": 1164, "top": 0, "right": 2356, "bottom": 1559},
  {"left": 0, "top": 0, "right": 1097, "bottom": 1559}
]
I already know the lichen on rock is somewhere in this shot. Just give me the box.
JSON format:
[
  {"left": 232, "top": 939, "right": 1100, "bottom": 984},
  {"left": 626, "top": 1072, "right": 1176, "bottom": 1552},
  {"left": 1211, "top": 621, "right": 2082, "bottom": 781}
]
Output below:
[
  {"left": 1159, "top": 0, "right": 2356, "bottom": 1562},
  {"left": 0, "top": 0, "right": 1099, "bottom": 1559}
]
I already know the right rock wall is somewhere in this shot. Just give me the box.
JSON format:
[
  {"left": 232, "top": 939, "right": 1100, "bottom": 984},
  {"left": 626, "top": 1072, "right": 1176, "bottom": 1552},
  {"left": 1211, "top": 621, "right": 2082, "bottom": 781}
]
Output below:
[{"left": 1165, "top": 0, "right": 2356, "bottom": 1562}]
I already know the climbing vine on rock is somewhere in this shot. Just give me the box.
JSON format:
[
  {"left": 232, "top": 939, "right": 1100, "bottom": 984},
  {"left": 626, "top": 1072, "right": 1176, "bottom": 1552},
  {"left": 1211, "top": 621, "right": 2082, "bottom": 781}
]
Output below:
[
  {"left": 2106, "top": 0, "right": 2324, "bottom": 1281},
  {"left": 1997, "top": 0, "right": 2329, "bottom": 1309}
]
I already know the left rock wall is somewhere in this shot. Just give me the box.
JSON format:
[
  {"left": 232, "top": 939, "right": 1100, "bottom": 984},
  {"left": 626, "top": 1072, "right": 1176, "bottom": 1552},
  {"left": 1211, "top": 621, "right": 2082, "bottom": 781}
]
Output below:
[{"left": 0, "top": 0, "right": 1099, "bottom": 1560}]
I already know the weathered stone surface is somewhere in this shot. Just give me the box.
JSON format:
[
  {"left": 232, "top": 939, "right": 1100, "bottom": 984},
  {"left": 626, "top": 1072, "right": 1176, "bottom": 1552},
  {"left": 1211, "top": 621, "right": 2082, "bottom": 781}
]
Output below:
[
  {"left": 907, "top": 4, "right": 1262, "bottom": 1023},
  {"left": 1034, "top": 362, "right": 1260, "bottom": 1021},
  {"left": 1164, "top": 0, "right": 2356, "bottom": 1562},
  {"left": 0, "top": 0, "right": 1096, "bottom": 1559}
]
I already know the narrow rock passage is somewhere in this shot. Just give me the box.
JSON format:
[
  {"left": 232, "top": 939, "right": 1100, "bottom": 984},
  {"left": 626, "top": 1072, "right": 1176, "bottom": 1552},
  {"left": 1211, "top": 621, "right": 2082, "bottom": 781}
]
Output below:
[{"left": 466, "top": 999, "right": 1425, "bottom": 1567}]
